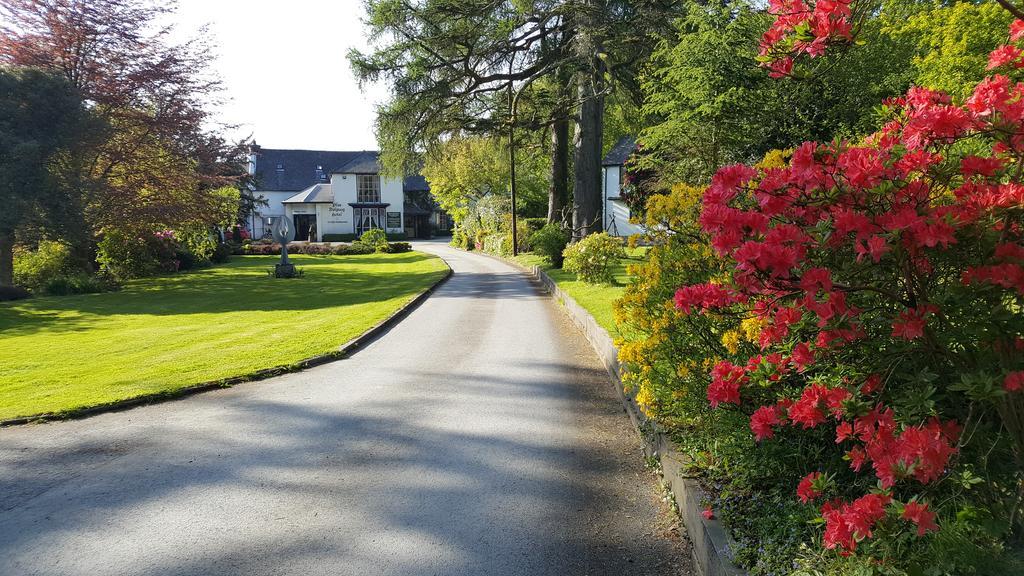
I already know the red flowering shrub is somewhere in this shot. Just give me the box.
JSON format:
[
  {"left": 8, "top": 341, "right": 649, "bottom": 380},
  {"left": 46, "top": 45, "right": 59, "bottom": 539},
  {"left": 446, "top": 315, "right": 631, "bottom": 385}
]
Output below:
[{"left": 670, "top": 19, "right": 1024, "bottom": 567}]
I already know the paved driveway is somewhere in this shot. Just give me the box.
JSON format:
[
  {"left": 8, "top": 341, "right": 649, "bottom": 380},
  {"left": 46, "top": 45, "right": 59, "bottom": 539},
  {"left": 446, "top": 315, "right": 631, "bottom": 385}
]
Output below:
[{"left": 0, "top": 241, "right": 691, "bottom": 576}]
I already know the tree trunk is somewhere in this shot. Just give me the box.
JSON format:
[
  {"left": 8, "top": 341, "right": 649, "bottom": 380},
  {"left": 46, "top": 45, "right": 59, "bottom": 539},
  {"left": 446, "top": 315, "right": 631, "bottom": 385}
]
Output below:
[
  {"left": 571, "top": 0, "right": 605, "bottom": 240},
  {"left": 0, "top": 230, "right": 14, "bottom": 286},
  {"left": 547, "top": 107, "right": 570, "bottom": 224}
]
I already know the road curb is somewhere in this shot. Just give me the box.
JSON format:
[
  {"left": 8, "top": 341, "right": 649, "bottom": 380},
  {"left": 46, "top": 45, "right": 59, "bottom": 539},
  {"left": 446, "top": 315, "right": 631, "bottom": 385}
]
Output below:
[
  {"left": 503, "top": 257, "right": 746, "bottom": 576},
  {"left": 1, "top": 257, "right": 454, "bottom": 428}
]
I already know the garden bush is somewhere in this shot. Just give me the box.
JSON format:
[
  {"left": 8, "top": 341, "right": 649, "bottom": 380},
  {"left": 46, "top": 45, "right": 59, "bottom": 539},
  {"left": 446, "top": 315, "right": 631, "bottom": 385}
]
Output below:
[
  {"left": 334, "top": 243, "right": 374, "bottom": 255},
  {"left": 616, "top": 19, "right": 1024, "bottom": 569},
  {"left": 0, "top": 284, "right": 31, "bottom": 301},
  {"left": 386, "top": 242, "right": 412, "bottom": 253},
  {"left": 356, "top": 228, "right": 389, "bottom": 253},
  {"left": 563, "top": 232, "right": 626, "bottom": 284},
  {"left": 241, "top": 243, "right": 281, "bottom": 256},
  {"left": 529, "top": 223, "right": 570, "bottom": 268},
  {"left": 523, "top": 217, "right": 548, "bottom": 232},
  {"left": 42, "top": 273, "right": 116, "bottom": 296},
  {"left": 96, "top": 230, "right": 160, "bottom": 279},
  {"left": 13, "top": 240, "right": 77, "bottom": 292},
  {"left": 294, "top": 243, "right": 333, "bottom": 255},
  {"left": 211, "top": 243, "right": 232, "bottom": 264},
  {"left": 450, "top": 227, "right": 472, "bottom": 250}
]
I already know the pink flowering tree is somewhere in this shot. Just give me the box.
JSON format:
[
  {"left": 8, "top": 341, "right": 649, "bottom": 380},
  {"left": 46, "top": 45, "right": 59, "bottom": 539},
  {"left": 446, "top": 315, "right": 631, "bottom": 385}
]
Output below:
[{"left": 676, "top": 19, "right": 1024, "bottom": 560}]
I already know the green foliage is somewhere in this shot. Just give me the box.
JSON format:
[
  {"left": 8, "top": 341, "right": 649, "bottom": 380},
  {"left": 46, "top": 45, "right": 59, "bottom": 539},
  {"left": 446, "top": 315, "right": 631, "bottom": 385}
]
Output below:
[
  {"left": 523, "top": 217, "right": 548, "bottom": 232},
  {"left": 0, "top": 66, "right": 83, "bottom": 284},
  {"left": 421, "top": 135, "right": 548, "bottom": 230},
  {"left": 211, "top": 243, "right": 232, "bottom": 264},
  {"left": 96, "top": 230, "right": 160, "bottom": 280},
  {"left": 356, "top": 228, "right": 390, "bottom": 253},
  {"left": 42, "top": 273, "right": 115, "bottom": 296},
  {"left": 0, "top": 284, "right": 31, "bottom": 301},
  {"left": 637, "top": 0, "right": 916, "bottom": 185},
  {"left": 386, "top": 242, "right": 412, "bottom": 253},
  {"left": 13, "top": 241, "right": 76, "bottom": 291},
  {"left": 450, "top": 227, "right": 472, "bottom": 250},
  {"left": 335, "top": 243, "right": 375, "bottom": 256},
  {"left": 885, "top": 1, "right": 1013, "bottom": 101},
  {"left": 563, "top": 232, "right": 626, "bottom": 284},
  {"left": 529, "top": 223, "right": 570, "bottom": 268}
]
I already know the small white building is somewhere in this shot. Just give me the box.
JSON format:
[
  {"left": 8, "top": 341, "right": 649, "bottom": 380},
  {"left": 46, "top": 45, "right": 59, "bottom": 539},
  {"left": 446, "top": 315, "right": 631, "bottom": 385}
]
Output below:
[
  {"left": 602, "top": 136, "right": 645, "bottom": 238},
  {"left": 245, "top": 146, "right": 451, "bottom": 241}
]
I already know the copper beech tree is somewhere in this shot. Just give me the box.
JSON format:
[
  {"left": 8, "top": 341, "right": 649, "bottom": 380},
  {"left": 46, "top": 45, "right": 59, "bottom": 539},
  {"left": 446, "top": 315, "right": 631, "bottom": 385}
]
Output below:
[{"left": 0, "top": 0, "right": 248, "bottom": 264}]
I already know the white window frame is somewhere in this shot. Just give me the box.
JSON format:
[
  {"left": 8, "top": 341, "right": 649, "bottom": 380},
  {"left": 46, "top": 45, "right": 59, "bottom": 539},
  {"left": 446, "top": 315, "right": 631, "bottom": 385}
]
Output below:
[{"left": 356, "top": 175, "right": 381, "bottom": 203}]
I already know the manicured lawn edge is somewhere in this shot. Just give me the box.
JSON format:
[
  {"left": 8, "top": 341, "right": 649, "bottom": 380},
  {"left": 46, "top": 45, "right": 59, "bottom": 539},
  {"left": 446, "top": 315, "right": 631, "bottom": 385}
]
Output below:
[
  {"left": 1, "top": 256, "right": 453, "bottom": 427},
  {"left": 505, "top": 256, "right": 747, "bottom": 576}
]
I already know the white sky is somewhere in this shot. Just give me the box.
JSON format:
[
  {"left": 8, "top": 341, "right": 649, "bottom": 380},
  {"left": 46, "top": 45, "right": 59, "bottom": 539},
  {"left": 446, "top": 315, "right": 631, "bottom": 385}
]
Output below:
[{"left": 172, "top": 0, "right": 388, "bottom": 151}]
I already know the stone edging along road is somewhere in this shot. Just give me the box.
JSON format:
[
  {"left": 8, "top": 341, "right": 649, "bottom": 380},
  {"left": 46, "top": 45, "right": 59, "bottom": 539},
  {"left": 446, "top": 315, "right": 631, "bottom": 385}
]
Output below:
[
  {"left": 497, "top": 255, "right": 747, "bottom": 576},
  {"left": 0, "top": 258, "right": 454, "bottom": 428}
]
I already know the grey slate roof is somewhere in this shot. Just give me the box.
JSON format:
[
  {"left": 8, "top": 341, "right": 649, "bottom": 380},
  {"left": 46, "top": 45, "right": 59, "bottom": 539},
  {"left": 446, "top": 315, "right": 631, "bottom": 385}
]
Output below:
[
  {"left": 603, "top": 136, "right": 637, "bottom": 166},
  {"left": 403, "top": 174, "right": 430, "bottom": 192},
  {"left": 253, "top": 149, "right": 364, "bottom": 191},
  {"left": 282, "top": 183, "right": 334, "bottom": 204},
  {"left": 252, "top": 147, "right": 432, "bottom": 193},
  {"left": 332, "top": 151, "right": 381, "bottom": 174}
]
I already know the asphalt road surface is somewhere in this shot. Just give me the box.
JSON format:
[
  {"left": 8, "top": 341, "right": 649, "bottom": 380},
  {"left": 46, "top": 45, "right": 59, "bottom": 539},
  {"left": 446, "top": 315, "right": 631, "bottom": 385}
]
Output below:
[{"left": 0, "top": 240, "right": 693, "bottom": 576}]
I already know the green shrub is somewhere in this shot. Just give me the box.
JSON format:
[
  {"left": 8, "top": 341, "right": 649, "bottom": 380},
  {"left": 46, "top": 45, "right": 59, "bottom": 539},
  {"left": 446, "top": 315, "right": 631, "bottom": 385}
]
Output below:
[
  {"left": 523, "top": 217, "right": 548, "bottom": 232},
  {"left": 334, "top": 243, "right": 374, "bottom": 255},
  {"left": 211, "top": 243, "right": 232, "bottom": 264},
  {"left": 386, "top": 242, "right": 412, "bottom": 253},
  {"left": 505, "top": 219, "right": 532, "bottom": 255},
  {"left": 356, "top": 228, "right": 389, "bottom": 253},
  {"left": 481, "top": 233, "right": 507, "bottom": 256},
  {"left": 0, "top": 285, "right": 31, "bottom": 301},
  {"left": 13, "top": 240, "right": 76, "bottom": 291},
  {"left": 323, "top": 232, "right": 405, "bottom": 242},
  {"left": 43, "top": 273, "right": 116, "bottom": 296},
  {"left": 242, "top": 243, "right": 281, "bottom": 256},
  {"left": 96, "top": 229, "right": 181, "bottom": 279},
  {"left": 529, "top": 223, "right": 570, "bottom": 268},
  {"left": 562, "top": 232, "right": 625, "bottom": 284},
  {"left": 450, "top": 228, "right": 472, "bottom": 250},
  {"left": 173, "top": 249, "right": 200, "bottom": 271}
]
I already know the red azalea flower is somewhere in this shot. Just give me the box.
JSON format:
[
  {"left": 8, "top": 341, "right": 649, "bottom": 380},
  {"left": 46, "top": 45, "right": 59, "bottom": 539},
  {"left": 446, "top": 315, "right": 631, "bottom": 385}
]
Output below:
[
  {"left": 790, "top": 342, "right": 815, "bottom": 371},
  {"left": 1005, "top": 371, "right": 1024, "bottom": 392},
  {"left": 702, "top": 507, "right": 715, "bottom": 520},
  {"left": 892, "top": 306, "right": 935, "bottom": 340},
  {"left": 902, "top": 501, "right": 939, "bottom": 536},
  {"left": 797, "top": 472, "right": 823, "bottom": 503},
  {"left": 751, "top": 405, "right": 785, "bottom": 441},
  {"left": 988, "top": 44, "right": 1024, "bottom": 70}
]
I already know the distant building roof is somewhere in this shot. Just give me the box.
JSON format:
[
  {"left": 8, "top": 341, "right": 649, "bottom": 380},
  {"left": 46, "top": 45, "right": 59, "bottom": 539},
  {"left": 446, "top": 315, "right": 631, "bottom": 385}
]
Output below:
[
  {"left": 282, "top": 183, "right": 334, "bottom": 204},
  {"left": 253, "top": 149, "right": 364, "bottom": 191},
  {"left": 603, "top": 136, "right": 637, "bottom": 166},
  {"left": 332, "top": 151, "right": 381, "bottom": 174},
  {"left": 403, "top": 174, "right": 430, "bottom": 192},
  {"left": 252, "top": 147, "right": 431, "bottom": 193}
]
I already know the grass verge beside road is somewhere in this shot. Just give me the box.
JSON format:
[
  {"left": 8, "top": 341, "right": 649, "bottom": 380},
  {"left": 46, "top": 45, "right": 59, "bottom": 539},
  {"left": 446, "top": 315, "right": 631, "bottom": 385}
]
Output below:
[
  {"left": 511, "top": 248, "right": 645, "bottom": 336},
  {"left": 0, "top": 252, "right": 449, "bottom": 421}
]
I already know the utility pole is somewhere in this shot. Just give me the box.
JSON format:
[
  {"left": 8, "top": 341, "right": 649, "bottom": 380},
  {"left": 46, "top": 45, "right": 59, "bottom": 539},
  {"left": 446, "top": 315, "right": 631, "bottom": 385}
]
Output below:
[{"left": 508, "top": 78, "right": 519, "bottom": 256}]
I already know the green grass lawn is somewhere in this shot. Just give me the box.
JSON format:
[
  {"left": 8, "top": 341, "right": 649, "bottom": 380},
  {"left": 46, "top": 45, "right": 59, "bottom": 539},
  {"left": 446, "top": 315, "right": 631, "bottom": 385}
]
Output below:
[
  {"left": 0, "top": 252, "right": 448, "bottom": 420},
  {"left": 512, "top": 248, "right": 645, "bottom": 336}
]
